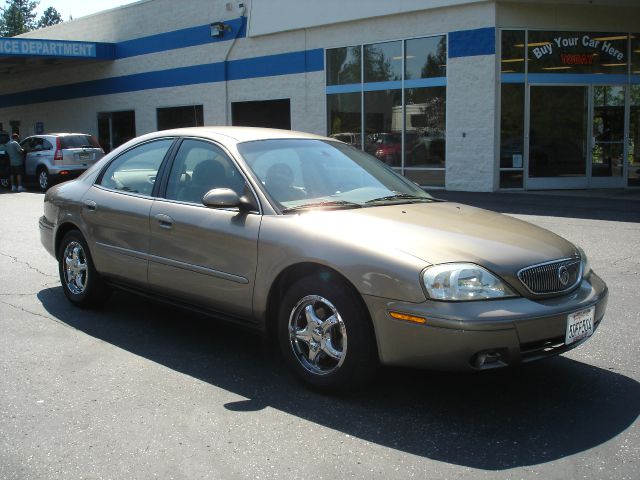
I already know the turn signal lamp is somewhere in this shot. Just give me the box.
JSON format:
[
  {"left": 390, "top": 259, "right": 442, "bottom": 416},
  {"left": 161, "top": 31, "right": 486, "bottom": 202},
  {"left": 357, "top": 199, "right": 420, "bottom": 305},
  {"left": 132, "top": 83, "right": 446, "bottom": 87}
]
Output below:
[{"left": 389, "top": 311, "right": 427, "bottom": 324}]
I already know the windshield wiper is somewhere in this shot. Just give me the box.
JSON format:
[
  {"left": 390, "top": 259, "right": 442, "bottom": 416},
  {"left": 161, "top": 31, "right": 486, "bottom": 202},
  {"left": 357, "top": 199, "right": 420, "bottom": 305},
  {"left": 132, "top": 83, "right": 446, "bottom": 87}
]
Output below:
[
  {"left": 282, "top": 200, "right": 363, "bottom": 214},
  {"left": 365, "top": 193, "right": 434, "bottom": 204}
]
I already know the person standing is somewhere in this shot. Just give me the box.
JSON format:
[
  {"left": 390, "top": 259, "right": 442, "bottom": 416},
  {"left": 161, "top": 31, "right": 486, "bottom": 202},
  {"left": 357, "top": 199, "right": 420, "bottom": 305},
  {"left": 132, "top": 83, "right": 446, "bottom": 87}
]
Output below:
[{"left": 7, "top": 133, "right": 25, "bottom": 192}]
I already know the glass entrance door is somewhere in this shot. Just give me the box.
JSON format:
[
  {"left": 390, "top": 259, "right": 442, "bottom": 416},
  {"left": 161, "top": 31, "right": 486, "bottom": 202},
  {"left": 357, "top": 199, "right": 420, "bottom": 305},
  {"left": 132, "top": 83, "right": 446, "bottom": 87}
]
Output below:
[
  {"left": 590, "top": 85, "right": 626, "bottom": 187},
  {"left": 527, "top": 85, "right": 589, "bottom": 189},
  {"left": 526, "top": 85, "right": 629, "bottom": 189}
]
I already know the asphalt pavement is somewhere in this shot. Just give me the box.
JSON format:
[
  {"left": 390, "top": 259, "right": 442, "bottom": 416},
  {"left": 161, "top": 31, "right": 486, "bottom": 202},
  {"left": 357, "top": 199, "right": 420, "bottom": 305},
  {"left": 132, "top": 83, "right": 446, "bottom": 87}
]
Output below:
[{"left": 0, "top": 187, "right": 638, "bottom": 480}]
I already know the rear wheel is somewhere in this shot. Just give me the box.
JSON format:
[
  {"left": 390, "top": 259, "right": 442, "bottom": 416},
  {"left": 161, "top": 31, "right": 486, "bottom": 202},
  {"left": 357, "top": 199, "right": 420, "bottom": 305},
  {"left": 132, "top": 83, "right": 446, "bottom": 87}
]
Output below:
[
  {"left": 37, "top": 167, "right": 50, "bottom": 191},
  {"left": 278, "top": 274, "right": 378, "bottom": 393},
  {"left": 58, "top": 230, "right": 110, "bottom": 308}
]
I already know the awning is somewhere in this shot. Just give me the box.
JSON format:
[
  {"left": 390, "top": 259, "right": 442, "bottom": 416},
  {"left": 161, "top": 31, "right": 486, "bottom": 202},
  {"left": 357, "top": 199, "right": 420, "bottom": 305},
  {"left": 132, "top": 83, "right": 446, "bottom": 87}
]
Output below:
[{"left": 0, "top": 37, "right": 115, "bottom": 73}]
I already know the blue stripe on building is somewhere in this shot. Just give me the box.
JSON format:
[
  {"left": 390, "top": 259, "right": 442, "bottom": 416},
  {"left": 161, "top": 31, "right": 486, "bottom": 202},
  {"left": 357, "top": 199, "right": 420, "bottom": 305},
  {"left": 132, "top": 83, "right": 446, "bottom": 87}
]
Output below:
[
  {"left": 0, "top": 48, "right": 325, "bottom": 107},
  {"left": 448, "top": 27, "right": 496, "bottom": 58},
  {"left": 116, "top": 16, "right": 247, "bottom": 59}
]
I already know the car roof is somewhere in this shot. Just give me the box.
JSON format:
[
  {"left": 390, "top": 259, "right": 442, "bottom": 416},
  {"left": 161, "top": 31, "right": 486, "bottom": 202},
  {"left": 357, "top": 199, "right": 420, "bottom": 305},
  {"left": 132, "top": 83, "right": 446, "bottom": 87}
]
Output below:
[{"left": 148, "top": 126, "right": 330, "bottom": 144}]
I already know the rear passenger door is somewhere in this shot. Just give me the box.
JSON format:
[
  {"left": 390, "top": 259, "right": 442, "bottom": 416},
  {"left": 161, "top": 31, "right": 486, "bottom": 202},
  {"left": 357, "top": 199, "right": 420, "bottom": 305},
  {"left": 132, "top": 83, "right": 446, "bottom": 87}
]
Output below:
[
  {"left": 148, "top": 138, "right": 261, "bottom": 320},
  {"left": 82, "top": 138, "right": 175, "bottom": 287}
]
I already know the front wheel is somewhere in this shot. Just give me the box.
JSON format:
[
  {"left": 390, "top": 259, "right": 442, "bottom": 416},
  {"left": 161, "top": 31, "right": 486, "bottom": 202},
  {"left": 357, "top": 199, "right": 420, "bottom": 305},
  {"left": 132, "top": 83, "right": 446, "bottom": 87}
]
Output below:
[
  {"left": 278, "top": 274, "right": 378, "bottom": 393},
  {"left": 58, "top": 230, "right": 110, "bottom": 308}
]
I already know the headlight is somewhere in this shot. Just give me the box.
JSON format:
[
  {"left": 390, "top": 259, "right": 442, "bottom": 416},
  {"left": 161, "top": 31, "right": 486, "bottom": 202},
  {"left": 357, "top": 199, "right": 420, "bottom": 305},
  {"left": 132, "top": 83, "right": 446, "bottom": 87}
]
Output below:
[
  {"left": 422, "top": 263, "right": 517, "bottom": 301},
  {"left": 577, "top": 246, "right": 591, "bottom": 276}
]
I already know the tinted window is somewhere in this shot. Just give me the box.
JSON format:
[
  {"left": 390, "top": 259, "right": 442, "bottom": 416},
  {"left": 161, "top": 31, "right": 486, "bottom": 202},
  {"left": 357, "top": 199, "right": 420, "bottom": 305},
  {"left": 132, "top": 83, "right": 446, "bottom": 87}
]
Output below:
[
  {"left": 157, "top": 105, "right": 204, "bottom": 131},
  {"left": 99, "top": 139, "right": 173, "bottom": 196},
  {"left": 165, "top": 139, "right": 246, "bottom": 204},
  {"left": 326, "top": 46, "right": 361, "bottom": 85},
  {"left": 405, "top": 35, "right": 447, "bottom": 79},
  {"left": 364, "top": 41, "right": 402, "bottom": 83},
  {"left": 60, "top": 135, "right": 101, "bottom": 149}
]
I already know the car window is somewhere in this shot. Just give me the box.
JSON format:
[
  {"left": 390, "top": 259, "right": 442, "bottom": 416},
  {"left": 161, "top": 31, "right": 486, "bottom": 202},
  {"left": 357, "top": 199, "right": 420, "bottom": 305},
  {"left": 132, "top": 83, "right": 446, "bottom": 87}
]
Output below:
[
  {"left": 31, "top": 137, "right": 50, "bottom": 151},
  {"left": 239, "top": 139, "right": 432, "bottom": 208},
  {"left": 99, "top": 139, "right": 173, "bottom": 196},
  {"left": 60, "top": 135, "right": 101, "bottom": 149},
  {"left": 165, "top": 139, "right": 246, "bottom": 204},
  {"left": 21, "top": 138, "right": 34, "bottom": 152}
]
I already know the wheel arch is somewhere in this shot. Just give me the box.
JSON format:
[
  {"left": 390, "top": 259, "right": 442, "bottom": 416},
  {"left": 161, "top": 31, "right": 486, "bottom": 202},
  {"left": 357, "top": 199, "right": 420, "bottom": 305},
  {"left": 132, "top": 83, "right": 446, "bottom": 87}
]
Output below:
[
  {"left": 54, "top": 221, "right": 84, "bottom": 258},
  {"left": 264, "top": 262, "right": 378, "bottom": 354}
]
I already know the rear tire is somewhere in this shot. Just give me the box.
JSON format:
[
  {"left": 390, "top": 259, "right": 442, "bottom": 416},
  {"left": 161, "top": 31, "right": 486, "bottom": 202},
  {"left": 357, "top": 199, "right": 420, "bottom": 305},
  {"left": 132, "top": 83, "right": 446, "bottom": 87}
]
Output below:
[
  {"left": 37, "top": 167, "right": 50, "bottom": 191},
  {"left": 58, "top": 230, "right": 110, "bottom": 308},
  {"left": 278, "top": 274, "right": 378, "bottom": 393}
]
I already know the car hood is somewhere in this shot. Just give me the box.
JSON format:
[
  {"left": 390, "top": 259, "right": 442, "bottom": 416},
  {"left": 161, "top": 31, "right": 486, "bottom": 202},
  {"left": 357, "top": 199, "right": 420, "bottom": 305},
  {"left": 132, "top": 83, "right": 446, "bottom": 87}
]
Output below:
[{"left": 296, "top": 201, "right": 578, "bottom": 287}]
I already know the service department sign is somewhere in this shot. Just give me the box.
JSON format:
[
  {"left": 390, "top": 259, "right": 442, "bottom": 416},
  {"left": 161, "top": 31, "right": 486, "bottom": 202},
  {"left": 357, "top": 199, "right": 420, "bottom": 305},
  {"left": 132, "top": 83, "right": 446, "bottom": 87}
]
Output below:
[{"left": 0, "top": 38, "right": 97, "bottom": 58}]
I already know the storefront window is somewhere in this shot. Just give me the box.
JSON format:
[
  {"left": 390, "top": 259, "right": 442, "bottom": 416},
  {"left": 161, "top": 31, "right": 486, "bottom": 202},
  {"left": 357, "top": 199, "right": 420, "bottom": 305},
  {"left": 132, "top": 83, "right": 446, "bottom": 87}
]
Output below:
[
  {"left": 157, "top": 105, "right": 203, "bottom": 131},
  {"left": 500, "top": 84, "right": 525, "bottom": 188},
  {"left": 404, "top": 87, "right": 445, "bottom": 168},
  {"left": 327, "top": 35, "right": 446, "bottom": 186},
  {"left": 326, "top": 46, "right": 361, "bottom": 85},
  {"left": 364, "top": 90, "right": 402, "bottom": 167},
  {"left": 405, "top": 36, "right": 446, "bottom": 79},
  {"left": 327, "top": 93, "right": 361, "bottom": 148},
  {"left": 528, "top": 31, "right": 629, "bottom": 75},
  {"left": 501, "top": 30, "right": 525, "bottom": 74},
  {"left": 364, "top": 41, "right": 402, "bottom": 83},
  {"left": 629, "top": 85, "right": 640, "bottom": 187}
]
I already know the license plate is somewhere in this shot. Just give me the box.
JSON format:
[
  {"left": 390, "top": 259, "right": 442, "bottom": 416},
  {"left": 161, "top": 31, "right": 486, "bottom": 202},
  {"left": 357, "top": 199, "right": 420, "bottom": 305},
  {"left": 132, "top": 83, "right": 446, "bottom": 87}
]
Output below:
[
  {"left": 79, "top": 153, "right": 90, "bottom": 159},
  {"left": 565, "top": 306, "right": 595, "bottom": 345}
]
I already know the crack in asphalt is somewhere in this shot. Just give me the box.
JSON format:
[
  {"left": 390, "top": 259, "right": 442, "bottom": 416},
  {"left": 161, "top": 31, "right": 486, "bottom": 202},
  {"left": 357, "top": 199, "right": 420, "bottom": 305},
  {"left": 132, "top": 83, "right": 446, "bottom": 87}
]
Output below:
[
  {"left": 0, "top": 297, "right": 74, "bottom": 330},
  {"left": 0, "top": 251, "right": 57, "bottom": 278}
]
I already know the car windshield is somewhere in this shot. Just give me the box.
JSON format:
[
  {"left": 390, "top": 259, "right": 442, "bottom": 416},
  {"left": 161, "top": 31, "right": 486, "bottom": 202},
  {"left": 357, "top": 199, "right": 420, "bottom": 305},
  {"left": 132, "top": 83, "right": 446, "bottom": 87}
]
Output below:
[{"left": 237, "top": 139, "right": 433, "bottom": 212}]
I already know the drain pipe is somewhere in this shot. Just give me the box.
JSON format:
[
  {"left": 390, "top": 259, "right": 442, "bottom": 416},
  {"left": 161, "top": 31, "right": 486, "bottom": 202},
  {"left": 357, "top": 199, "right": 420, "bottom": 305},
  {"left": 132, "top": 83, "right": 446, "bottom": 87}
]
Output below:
[{"left": 223, "top": 3, "right": 247, "bottom": 126}]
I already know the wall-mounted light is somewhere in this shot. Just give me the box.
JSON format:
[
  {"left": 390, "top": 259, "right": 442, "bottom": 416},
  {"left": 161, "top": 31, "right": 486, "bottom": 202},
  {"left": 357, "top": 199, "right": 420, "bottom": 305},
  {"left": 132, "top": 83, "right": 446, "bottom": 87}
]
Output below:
[{"left": 210, "top": 22, "right": 230, "bottom": 38}]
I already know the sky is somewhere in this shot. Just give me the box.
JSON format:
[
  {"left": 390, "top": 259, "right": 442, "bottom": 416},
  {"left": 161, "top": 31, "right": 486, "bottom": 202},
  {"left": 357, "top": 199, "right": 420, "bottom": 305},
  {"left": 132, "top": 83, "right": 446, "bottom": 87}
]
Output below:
[{"left": 36, "top": 0, "right": 138, "bottom": 20}]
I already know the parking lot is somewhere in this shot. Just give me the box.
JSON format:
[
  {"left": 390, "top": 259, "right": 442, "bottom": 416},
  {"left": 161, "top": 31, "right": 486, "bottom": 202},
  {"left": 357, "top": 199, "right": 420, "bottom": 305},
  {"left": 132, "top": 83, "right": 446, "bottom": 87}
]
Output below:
[{"left": 1, "top": 188, "right": 639, "bottom": 480}]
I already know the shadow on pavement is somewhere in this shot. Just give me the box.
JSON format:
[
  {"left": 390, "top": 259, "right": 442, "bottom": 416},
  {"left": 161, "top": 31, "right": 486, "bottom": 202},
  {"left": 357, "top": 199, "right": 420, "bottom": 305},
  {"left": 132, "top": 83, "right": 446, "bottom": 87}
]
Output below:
[
  {"left": 434, "top": 191, "right": 640, "bottom": 223},
  {"left": 38, "top": 286, "right": 639, "bottom": 471}
]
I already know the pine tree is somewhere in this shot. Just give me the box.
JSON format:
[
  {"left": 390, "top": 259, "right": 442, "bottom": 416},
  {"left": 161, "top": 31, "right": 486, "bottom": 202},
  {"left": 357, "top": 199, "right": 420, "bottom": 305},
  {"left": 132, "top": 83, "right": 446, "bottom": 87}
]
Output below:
[
  {"left": 0, "top": 0, "right": 39, "bottom": 37},
  {"left": 37, "top": 5, "right": 62, "bottom": 28}
]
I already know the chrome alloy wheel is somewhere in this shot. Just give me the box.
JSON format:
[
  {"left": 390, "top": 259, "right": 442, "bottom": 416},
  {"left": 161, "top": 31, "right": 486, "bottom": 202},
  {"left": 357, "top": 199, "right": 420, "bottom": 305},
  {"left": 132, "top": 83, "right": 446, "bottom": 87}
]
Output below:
[
  {"left": 38, "top": 170, "right": 48, "bottom": 190},
  {"left": 288, "top": 295, "right": 348, "bottom": 375},
  {"left": 63, "top": 241, "right": 88, "bottom": 295}
]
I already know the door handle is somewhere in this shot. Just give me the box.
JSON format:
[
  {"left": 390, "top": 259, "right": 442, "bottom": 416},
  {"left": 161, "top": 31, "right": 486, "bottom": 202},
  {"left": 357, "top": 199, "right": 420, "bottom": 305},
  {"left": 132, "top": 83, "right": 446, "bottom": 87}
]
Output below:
[
  {"left": 154, "top": 213, "right": 174, "bottom": 229},
  {"left": 83, "top": 200, "right": 97, "bottom": 212}
]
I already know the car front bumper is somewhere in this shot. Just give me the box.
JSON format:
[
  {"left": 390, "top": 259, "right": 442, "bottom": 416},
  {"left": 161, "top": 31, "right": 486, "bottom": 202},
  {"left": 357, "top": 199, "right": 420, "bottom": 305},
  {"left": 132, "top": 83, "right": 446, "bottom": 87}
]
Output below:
[{"left": 364, "top": 272, "right": 608, "bottom": 370}]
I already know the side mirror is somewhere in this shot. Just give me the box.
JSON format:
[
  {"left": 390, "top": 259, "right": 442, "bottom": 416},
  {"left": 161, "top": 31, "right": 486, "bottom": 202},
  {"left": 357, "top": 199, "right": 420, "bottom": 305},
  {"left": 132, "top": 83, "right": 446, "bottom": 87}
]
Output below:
[{"left": 202, "top": 188, "right": 253, "bottom": 212}]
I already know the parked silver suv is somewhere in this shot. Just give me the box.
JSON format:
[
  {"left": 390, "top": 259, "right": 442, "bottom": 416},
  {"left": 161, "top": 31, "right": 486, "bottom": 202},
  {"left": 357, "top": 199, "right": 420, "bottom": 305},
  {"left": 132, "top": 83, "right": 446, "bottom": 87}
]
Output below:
[{"left": 21, "top": 133, "right": 104, "bottom": 191}]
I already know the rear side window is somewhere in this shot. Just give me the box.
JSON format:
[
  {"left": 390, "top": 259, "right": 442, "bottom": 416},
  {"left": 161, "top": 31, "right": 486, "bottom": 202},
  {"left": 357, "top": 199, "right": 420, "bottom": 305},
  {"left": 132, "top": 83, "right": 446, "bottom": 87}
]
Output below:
[
  {"left": 99, "top": 139, "right": 173, "bottom": 196},
  {"left": 60, "top": 135, "right": 101, "bottom": 149}
]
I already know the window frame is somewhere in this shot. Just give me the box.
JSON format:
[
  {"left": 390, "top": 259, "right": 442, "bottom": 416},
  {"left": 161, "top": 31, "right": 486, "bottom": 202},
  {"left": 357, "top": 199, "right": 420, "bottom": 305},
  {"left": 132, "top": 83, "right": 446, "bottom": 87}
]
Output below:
[
  {"left": 155, "top": 136, "right": 262, "bottom": 214},
  {"left": 95, "top": 137, "right": 179, "bottom": 199}
]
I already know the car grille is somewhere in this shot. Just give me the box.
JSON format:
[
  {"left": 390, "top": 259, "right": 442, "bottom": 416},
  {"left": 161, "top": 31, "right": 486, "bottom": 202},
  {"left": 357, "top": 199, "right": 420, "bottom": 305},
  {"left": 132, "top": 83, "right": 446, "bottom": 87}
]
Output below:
[{"left": 518, "top": 258, "right": 582, "bottom": 295}]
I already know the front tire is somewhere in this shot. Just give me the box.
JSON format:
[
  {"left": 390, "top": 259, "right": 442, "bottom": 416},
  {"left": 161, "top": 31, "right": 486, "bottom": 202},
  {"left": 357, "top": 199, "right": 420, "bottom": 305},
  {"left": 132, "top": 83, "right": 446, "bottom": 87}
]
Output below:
[
  {"left": 58, "top": 230, "right": 110, "bottom": 308},
  {"left": 278, "top": 274, "right": 378, "bottom": 393}
]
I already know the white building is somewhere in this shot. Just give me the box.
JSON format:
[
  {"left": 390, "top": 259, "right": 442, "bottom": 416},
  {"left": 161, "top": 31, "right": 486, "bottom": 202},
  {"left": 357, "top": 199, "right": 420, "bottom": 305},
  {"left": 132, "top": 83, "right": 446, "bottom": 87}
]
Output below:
[{"left": 0, "top": 0, "right": 638, "bottom": 190}]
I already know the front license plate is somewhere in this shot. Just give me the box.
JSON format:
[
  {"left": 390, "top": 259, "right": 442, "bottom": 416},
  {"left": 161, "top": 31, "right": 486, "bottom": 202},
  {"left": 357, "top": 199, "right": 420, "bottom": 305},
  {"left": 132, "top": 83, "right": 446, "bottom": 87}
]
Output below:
[{"left": 565, "top": 306, "right": 595, "bottom": 345}]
